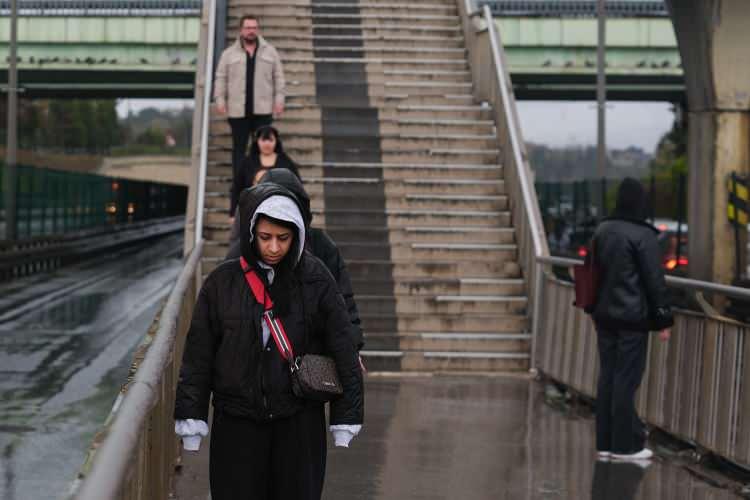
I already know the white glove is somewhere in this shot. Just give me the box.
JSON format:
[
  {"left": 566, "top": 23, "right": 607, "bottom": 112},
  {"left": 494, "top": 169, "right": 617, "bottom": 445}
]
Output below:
[
  {"left": 175, "top": 419, "right": 209, "bottom": 451},
  {"left": 330, "top": 424, "right": 362, "bottom": 448}
]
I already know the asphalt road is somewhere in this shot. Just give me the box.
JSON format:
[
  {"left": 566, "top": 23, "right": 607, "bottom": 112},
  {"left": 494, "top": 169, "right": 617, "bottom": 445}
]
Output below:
[{"left": 0, "top": 234, "right": 184, "bottom": 500}]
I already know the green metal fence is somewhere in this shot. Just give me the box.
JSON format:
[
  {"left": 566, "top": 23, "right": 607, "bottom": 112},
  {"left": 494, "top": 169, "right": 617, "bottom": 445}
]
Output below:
[
  {"left": 0, "top": 164, "right": 187, "bottom": 241},
  {"left": 535, "top": 174, "right": 688, "bottom": 259}
]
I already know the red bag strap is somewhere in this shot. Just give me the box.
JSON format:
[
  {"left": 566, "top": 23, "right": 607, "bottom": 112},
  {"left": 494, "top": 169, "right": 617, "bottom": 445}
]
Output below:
[
  {"left": 239, "top": 257, "right": 296, "bottom": 363},
  {"left": 240, "top": 256, "right": 273, "bottom": 310},
  {"left": 263, "top": 310, "right": 296, "bottom": 363}
]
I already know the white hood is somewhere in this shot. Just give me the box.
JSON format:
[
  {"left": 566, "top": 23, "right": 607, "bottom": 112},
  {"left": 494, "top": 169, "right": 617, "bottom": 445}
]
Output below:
[{"left": 248, "top": 195, "right": 306, "bottom": 265}]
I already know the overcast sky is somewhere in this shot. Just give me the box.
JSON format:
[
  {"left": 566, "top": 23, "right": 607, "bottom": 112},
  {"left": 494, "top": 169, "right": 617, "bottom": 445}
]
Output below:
[
  {"left": 117, "top": 98, "right": 675, "bottom": 154},
  {"left": 517, "top": 101, "right": 675, "bottom": 153}
]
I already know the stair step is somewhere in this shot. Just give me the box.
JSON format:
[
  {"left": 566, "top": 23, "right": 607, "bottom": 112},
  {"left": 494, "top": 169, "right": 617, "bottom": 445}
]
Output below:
[
  {"left": 351, "top": 277, "right": 525, "bottom": 296},
  {"left": 360, "top": 350, "right": 530, "bottom": 372},
  {"left": 346, "top": 259, "right": 521, "bottom": 279},
  {"left": 300, "top": 161, "right": 503, "bottom": 177},
  {"left": 364, "top": 332, "right": 531, "bottom": 352},
  {"left": 314, "top": 208, "right": 511, "bottom": 227},
  {"left": 359, "top": 312, "right": 528, "bottom": 334}
]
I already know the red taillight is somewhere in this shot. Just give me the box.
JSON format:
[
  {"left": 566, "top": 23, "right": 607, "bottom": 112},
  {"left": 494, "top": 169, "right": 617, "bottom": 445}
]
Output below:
[
  {"left": 578, "top": 247, "right": 588, "bottom": 258},
  {"left": 658, "top": 224, "right": 668, "bottom": 231},
  {"left": 665, "top": 259, "right": 678, "bottom": 270},
  {"left": 678, "top": 257, "right": 688, "bottom": 266}
]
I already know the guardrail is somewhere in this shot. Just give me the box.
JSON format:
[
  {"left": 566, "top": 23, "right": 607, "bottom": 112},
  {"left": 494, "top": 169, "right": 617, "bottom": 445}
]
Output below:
[
  {"left": 73, "top": 240, "right": 203, "bottom": 500},
  {"left": 457, "top": 1, "right": 550, "bottom": 356},
  {"left": 480, "top": 0, "right": 669, "bottom": 18},
  {"left": 0, "top": 0, "right": 200, "bottom": 16},
  {"left": 534, "top": 254, "right": 750, "bottom": 469},
  {"left": 0, "top": 216, "right": 184, "bottom": 281}
]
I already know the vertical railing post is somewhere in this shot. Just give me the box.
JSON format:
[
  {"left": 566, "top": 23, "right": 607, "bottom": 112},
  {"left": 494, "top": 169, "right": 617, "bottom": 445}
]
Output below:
[
  {"left": 530, "top": 261, "right": 544, "bottom": 373},
  {"left": 4, "top": 0, "right": 18, "bottom": 241}
]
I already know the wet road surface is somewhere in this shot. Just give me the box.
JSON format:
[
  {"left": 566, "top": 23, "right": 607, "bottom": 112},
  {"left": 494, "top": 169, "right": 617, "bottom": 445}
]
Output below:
[
  {"left": 0, "top": 234, "right": 184, "bottom": 500},
  {"left": 322, "top": 376, "right": 742, "bottom": 500}
]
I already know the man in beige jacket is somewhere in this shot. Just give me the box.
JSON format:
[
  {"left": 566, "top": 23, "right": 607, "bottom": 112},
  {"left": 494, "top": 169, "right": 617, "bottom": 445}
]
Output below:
[{"left": 214, "top": 14, "right": 286, "bottom": 219}]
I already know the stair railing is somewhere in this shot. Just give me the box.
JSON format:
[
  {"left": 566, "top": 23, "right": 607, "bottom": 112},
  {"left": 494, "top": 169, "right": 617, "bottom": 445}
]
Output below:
[
  {"left": 457, "top": 0, "right": 550, "bottom": 369},
  {"left": 74, "top": 240, "right": 203, "bottom": 500}
]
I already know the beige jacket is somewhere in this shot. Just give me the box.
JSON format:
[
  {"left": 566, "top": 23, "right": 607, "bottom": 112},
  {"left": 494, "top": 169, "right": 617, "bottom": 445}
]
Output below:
[{"left": 214, "top": 36, "right": 286, "bottom": 118}]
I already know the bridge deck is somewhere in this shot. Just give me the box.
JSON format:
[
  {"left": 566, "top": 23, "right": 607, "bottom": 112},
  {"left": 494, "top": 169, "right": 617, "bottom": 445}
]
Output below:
[{"left": 173, "top": 376, "right": 741, "bottom": 500}]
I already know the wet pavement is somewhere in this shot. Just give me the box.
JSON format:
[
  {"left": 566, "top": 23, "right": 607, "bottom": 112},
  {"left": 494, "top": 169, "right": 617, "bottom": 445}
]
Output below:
[
  {"left": 0, "top": 234, "right": 184, "bottom": 500},
  {"left": 322, "top": 375, "right": 743, "bottom": 500},
  {"left": 175, "top": 374, "right": 742, "bottom": 500}
]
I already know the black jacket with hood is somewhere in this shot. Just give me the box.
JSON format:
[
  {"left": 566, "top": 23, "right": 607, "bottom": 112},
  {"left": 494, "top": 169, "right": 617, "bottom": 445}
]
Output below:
[
  {"left": 229, "top": 151, "right": 300, "bottom": 216},
  {"left": 591, "top": 178, "right": 674, "bottom": 332},
  {"left": 175, "top": 183, "right": 363, "bottom": 424},
  {"left": 226, "top": 168, "right": 364, "bottom": 350}
]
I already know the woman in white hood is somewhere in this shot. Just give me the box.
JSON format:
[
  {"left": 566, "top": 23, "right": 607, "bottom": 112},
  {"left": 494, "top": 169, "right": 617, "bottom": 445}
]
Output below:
[{"left": 174, "top": 183, "right": 364, "bottom": 500}]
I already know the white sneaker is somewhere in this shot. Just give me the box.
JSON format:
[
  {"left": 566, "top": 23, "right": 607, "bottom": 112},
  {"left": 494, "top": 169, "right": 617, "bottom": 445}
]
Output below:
[
  {"left": 596, "top": 451, "right": 611, "bottom": 460},
  {"left": 611, "top": 448, "right": 653, "bottom": 461}
]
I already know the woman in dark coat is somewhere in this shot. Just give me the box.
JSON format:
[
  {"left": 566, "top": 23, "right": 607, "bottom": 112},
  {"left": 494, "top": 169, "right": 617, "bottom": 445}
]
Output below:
[
  {"left": 228, "top": 125, "right": 300, "bottom": 222},
  {"left": 591, "top": 177, "right": 673, "bottom": 462},
  {"left": 226, "top": 168, "right": 364, "bottom": 351},
  {"left": 175, "top": 183, "right": 364, "bottom": 500}
]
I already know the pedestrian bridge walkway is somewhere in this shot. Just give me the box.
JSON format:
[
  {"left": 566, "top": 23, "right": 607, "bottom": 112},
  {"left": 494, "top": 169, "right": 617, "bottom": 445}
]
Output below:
[{"left": 172, "top": 376, "right": 741, "bottom": 500}]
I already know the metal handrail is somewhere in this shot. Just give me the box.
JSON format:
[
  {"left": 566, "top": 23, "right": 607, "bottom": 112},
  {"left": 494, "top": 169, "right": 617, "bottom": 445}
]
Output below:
[
  {"left": 480, "top": 0, "right": 669, "bottom": 18},
  {"left": 75, "top": 240, "right": 203, "bottom": 500},
  {"left": 194, "top": 0, "right": 216, "bottom": 247},
  {"left": 482, "top": 4, "right": 546, "bottom": 260},
  {"left": 0, "top": 0, "right": 201, "bottom": 15},
  {"left": 538, "top": 254, "right": 750, "bottom": 301}
]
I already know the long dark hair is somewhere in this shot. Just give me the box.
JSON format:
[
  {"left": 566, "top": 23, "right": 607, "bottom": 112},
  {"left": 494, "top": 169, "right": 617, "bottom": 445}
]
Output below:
[
  {"left": 251, "top": 213, "right": 299, "bottom": 316},
  {"left": 248, "top": 125, "right": 284, "bottom": 163}
]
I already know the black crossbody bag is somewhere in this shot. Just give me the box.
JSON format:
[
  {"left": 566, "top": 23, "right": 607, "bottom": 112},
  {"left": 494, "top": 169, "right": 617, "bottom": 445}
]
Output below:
[{"left": 240, "top": 257, "right": 344, "bottom": 402}]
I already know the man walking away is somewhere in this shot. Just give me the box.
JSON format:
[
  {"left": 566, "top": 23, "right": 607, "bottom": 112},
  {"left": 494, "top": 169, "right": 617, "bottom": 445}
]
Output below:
[{"left": 214, "top": 14, "right": 286, "bottom": 225}]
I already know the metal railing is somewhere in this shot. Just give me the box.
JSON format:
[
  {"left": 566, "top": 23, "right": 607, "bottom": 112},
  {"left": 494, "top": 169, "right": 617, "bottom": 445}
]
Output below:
[
  {"left": 193, "top": 0, "right": 215, "bottom": 248},
  {"left": 534, "top": 254, "right": 750, "bottom": 469},
  {"left": 458, "top": 1, "right": 550, "bottom": 357},
  {"left": 0, "top": 164, "right": 187, "bottom": 241},
  {"left": 0, "top": 0, "right": 201, "bottom": 16},
  {"left": 480, "top": 0, "right": 669, "bottom": 18},
  {"left": 74, "top": 240, "right": 203, "bottom": 500}
]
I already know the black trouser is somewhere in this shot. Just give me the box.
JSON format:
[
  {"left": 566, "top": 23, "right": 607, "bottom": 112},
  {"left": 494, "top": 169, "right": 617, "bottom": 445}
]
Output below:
[
  {"left": 209, "top": 405, "right": 327, "bottom": 500},
  {"left": 595, "top": 329, "right": 648, "bottom": 454},
  {"left": 228, "top": 114, "right": 273, "bottom": 181}
]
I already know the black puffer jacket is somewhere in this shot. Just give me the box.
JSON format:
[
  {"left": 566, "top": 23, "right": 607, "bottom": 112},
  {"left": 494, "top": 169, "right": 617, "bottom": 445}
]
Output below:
[
  {"left": 229, "top": 151, "right": 300, "bottom": 216},
  {"left": 226, "top": 169, "right": 364, "bottom": 350},
  {"left": 592, "top": 216, "right": 674, "bottom": 331},
  {"left": 175, "top": 184, "right": 363, "bottom": 424}
]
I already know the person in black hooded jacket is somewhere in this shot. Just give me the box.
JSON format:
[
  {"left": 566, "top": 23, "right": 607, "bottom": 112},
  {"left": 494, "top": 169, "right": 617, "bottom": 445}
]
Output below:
[
  {"left": 226, "top": 167, "right": 364, "bottom": 351},
  {"left": 175, "top": 183, "right": 363, "bottom": 500},
  {"left": 229, "top": 125, "right": 300, "bottom": 219},
  {"left": 590, "top": 177, "right": 673, "bottom": 462}
]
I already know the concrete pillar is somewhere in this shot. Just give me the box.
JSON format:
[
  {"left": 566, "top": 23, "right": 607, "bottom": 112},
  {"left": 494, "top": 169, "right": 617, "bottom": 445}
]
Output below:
[{"left": 666, "top": 0, "right": 750, "bottom": 286}]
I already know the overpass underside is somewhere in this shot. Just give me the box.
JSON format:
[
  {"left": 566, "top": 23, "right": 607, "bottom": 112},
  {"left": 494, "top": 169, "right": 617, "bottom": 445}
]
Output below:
[{"left": 0, "top": 15, "right": 684, "bottom": 100}]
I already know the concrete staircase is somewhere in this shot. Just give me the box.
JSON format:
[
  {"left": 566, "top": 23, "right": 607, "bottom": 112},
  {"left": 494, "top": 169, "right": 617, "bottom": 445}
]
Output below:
[{"left": 202, "top": 0, "right": 530, "bottom": 372}]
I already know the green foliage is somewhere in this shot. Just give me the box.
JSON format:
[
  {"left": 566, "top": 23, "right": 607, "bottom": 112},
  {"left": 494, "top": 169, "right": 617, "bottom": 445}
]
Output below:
[
  {"left": 135, "top": 127, "right": 166, "bottom": 146},
  {"left": 0, "top": 99, "right": 192, "bottom": 155}
]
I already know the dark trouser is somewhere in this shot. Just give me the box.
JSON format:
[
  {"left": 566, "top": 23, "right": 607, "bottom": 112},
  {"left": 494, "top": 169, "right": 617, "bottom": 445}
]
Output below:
[
  {"left": 209, "top": 405, "right": 327, "bottom": 500},
  {"left": 227, "top": 114, "right": 273, "bottom": 180},
  {"left": 595, "top": 329, "right": 648, "bottom": 454}
]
